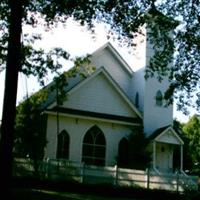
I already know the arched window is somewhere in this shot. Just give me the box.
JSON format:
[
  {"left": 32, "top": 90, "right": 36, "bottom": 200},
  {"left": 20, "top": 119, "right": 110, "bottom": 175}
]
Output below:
[
  {"left": 118, "top": 138, "right": 129, "bottom": 168},
  {"left": 156, "top": 90, "right": 163, "bottom": 106},
  {"left": 57, "top": 130, "right": 70, "bottom": 159},
  {"left": 135, "top": 92, "right": 139, "bottom": 108},
  {"left": 82, "top": 126, "right": 106, "bottom": 166}
]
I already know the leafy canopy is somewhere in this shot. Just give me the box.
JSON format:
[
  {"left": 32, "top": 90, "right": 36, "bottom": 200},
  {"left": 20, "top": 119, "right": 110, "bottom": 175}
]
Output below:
[
  {"left": 100, "top": 0, "right": 200, "bottom": 114},
  {"left": 14, "top": 89, "right": 48, "bottom": 159},
  {"left": 0, "top": 0, "right": 102, "bottom": 85},
  {"left": 128, "top": 129, "right": 152, "bottom": 170},
  {"left": 0, "top": 1, "right": 200, "bottom": 114},
  {"left": 14, "top": 56, "right": 95, "bottom": 160},
  {"left": 183, "top": 115, "right": 200, "bottom": 175}
]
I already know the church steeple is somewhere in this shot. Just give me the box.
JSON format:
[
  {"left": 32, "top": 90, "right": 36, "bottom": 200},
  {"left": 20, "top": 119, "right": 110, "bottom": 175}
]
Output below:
[
  {"left": 132, "top": 10, "right": 178, "bottom": 136},
  {"left": 143, "top": 11, "right": 177, "bottom": 136}
]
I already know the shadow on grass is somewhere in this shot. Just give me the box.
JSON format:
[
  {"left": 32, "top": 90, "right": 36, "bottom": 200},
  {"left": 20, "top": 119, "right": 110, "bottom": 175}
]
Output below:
[
  {"left": 12, "top": 188, "right": 142, "bottom": 200},
  {"left": 11, "top": 177, "right": 200, "bottom": 200},
  {"left": 12, "top": 188, "right": 92, "bottom": 200}
]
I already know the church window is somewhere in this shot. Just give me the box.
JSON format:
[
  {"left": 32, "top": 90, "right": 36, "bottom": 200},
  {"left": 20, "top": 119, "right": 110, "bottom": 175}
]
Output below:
[
  {"left": 82, "top": 126, "right": 106, "bottom": 166},
  {"left": 57, "top": 130, "right": 70, "bottom": 159},
  {"left": 156, "top": 90, "right": 163, "bottom": 106},
  {"left": 135, "top": 92, "right": 139, "bottom": 108}
]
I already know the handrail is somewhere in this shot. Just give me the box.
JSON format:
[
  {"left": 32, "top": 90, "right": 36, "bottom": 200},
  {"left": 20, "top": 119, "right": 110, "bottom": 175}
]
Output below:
[
  {"left": 180, "top": 170, "right": 188, "bottom": 177},
  {"left": 153, "top": 167, "right": 161, "bottom": 175}
]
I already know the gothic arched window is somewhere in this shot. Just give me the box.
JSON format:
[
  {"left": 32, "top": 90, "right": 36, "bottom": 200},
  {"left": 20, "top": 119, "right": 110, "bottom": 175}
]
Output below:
[
  {"left": 82, "top": 126, "right": 106, "bottom": 166},
  {"left": 156, "top": 90, "right": 163, "bottom": 106},
  {"left": 57, "top": 130, "right": 70, "bottom": 159}
]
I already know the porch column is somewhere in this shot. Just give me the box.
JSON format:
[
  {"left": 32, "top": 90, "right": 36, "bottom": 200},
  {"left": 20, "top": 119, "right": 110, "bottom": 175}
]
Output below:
[
  {"left": 180, "top": 145, "right": 183, "bottom": 171},
  {"left": 153, "top": 141, "right": 156, "bottom": 169}
]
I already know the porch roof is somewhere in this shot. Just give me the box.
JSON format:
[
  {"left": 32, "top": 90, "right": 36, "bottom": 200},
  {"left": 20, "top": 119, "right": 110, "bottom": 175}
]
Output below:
[{"left": 149, "top": 126, "right": 184, "bottom": 145}]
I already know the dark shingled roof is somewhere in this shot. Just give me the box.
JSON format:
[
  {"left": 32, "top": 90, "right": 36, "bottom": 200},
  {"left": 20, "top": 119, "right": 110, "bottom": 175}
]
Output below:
[
  {"left": 47, "top": 106, "right": 142, "bottom": 124},
  {"left": 39, "top": 72, "right": 86, "bottom": 110},
  {"left": 148, "top": 125, "right": 171, "bottom": 140}
]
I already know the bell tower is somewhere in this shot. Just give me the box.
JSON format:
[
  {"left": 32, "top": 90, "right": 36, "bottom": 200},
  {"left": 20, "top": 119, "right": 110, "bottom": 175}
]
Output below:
[{"left": 142, "top": 18, "right": 175, "bottom": 136}]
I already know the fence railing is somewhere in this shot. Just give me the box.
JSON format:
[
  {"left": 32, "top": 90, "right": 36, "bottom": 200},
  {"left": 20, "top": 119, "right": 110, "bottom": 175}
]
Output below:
[{"left": 13, "top": 158, "right": 199, "bottom": 192}]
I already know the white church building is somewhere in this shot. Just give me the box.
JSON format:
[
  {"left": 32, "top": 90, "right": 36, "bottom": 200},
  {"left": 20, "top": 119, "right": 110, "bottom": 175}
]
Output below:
[{"left": 44, "top": 40, "right": 184, "bottom": 174}]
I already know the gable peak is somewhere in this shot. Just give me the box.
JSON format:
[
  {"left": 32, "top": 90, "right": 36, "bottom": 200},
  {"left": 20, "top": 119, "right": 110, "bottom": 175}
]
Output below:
[{"left": 92, "top": 42, "right": 133, "bottom": 75}]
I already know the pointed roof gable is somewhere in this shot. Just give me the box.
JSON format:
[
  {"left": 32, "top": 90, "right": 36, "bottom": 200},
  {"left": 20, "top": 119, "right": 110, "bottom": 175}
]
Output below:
[
  {"left": 38, "top": 42, "right": 135, "bottom": 111},
  {"left": 92, "top": 42, "right": 133, "bottom": 75},
  {"left": 48, "top": 67, "right": 142, "bottom": 120},
  {"left": 149, "top": 126, "right": 184, "bottom": 145}
]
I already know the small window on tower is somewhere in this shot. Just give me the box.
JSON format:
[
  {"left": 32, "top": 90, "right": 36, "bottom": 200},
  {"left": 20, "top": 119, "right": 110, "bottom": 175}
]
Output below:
[
  {"left": 156, "top": 90, "right": 163, "bottom": 106},
  {"left": 135, "top": 92, "right": 139, "bottom": 108}
]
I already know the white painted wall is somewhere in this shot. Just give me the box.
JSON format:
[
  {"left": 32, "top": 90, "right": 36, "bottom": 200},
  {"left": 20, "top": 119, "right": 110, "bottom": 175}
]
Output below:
[
  {"left": 45, "top": 114, "right": 134, "bottom": 166},
  {"left": 45, "top": 37, "right": 176, "bottom": 170},
  {"left": 131, "top": 26, "right": 173, "bottom": 135},
  {"left": 132, "top": 26, "right": 147, "bottom": 70},
  {"left": 62, "top": 72, "right": 138, "bottom": 118},
  {"left": 130, "top": 68, "right": 145, "bottom": 112},
  {"left": 91, "top": 47, "right": 132, "bottom": 97},
  {"left": 143, "top": 75, "right": 173, "bottom": 135},
  {"left": 130, "top": 57, "right": 173, "bottom": 136}
]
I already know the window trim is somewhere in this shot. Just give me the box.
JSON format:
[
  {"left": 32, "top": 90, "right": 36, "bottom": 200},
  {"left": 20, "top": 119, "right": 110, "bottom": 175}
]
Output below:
[
  {"left": 82, "top": 126, "right": 106, "bottom": 166},
  {"left": 155, "top": 90, "right": 163, "bottom": 106},
  {"left": 56, "top": 130, "right": 70, "bottom": 159}
]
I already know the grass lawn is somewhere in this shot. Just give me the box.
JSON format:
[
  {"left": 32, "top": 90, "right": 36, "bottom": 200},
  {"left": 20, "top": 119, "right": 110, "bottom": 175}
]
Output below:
[
  {"left": 11, "top": 178, "right": 200, "bottom": 200},
  {"left": 11, "top": 188, "right": 139, "bottom": 200}
]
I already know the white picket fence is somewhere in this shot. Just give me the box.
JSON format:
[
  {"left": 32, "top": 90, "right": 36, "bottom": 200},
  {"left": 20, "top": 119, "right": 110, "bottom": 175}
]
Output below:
[{"left": 13, "top": 158, "right": 199, "bottom": 192}]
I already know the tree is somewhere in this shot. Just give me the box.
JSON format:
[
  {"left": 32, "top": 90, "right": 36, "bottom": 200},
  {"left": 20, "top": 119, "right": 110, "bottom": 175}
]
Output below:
[
  {"left": 117, "top": 127, "right": 151, "bottom": 170},
  {"left": 100, "top": 0, "right": 200, "bottom": 114},
  {"left": 128, "top": 129, "right": 152, "bottom": 170},
  {"left": 14, "top": 57, "right": 94, "bottom": 174},
  {"left": 0, "top": 1, "right": 22, "bottom": 194},
  {"left": 1, "top": 0, "right": 200, "bottom": 194},
  {"left": 0, "top": 0, "right": 102, "bottom": 194},
  {"left": 183, "top": 115, "right": 200, "bottom": 175},
  {"left": 14, "top": 90, "right": 48, "bottom": 175},
  {"left": 173, "top": 119, "right": 193, "bottom": 173}
]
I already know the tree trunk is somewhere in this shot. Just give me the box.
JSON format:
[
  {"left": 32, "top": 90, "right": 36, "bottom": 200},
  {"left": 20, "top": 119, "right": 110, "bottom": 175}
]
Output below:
[{"left": 0, "top": 0, "right": 22, "bottom": 195}]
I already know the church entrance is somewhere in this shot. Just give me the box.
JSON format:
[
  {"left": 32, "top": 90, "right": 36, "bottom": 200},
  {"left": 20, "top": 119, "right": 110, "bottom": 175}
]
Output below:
[{"left": 156, "top": 143, "right": 173, "bottom": 173}]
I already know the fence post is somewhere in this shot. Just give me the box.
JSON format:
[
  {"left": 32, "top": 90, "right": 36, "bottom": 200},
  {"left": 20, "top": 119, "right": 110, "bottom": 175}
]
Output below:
[
  {"left": 81, "top": 162, "right": 85, "bottom": 183},
  {"left": 46, "top": 158, "right": 50, "bottom": 179},
  {"left": 114, "top": 165, "right": 118, "bottom": 187},
  {"left": 146, "top": 168, "right": 150, "bottom": 189},
  {"left": 176, "top": 170, "right": 179, "bottom": 193}
]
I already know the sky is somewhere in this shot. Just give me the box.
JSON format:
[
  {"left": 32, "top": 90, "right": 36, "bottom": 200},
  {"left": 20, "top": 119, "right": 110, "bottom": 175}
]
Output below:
[{"left": 0, "top": 18, "right": 196, "bottom": 123}]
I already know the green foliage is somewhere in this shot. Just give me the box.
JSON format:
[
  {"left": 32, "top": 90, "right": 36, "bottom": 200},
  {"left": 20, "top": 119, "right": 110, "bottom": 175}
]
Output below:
[
  {"left": 21, "top": 45, "right": 70, "bottom": 86},
  {"left": 101, "top": 0, "right": 200, "bottom": 114},
  {"left": 14, "top": 89, "right": 48, "bottom": 160},
  {"left": 1, "top": 0, "right": 200, "bottom": 177},
  {"left": 1, "top": 1, "right": 200, "bottom": 113},
  {"left": 128, "top": 128, "right": 152, "bottom": 170},
  {"left": 173, "top": 120, "right": 193, "bottom": 172},
  {"left": 14, "top": 57, "right": 95, "bottom": 160},
  {"left": 50, "top": 55, "right": 96, "bottom": 105},
  {"left": 0, "top": 0, "right": 100, "bottom": 86},
  {"left": 183, "top": 115, "right": 200, "bottom": 175}
]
